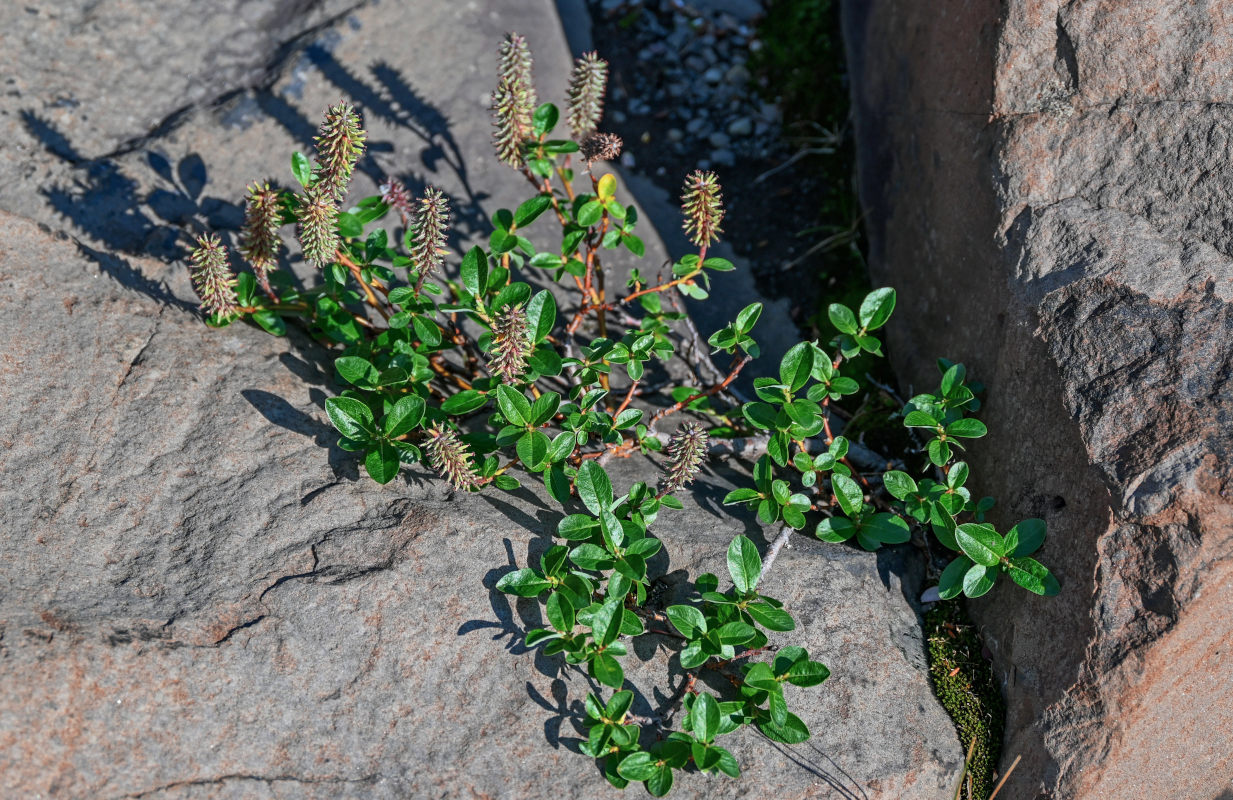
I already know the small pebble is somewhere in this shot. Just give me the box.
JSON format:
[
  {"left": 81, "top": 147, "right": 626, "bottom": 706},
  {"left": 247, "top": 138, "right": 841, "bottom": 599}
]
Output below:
[
  {"left": 708, "top": 131, "right": 731, "bottom": 148},
  {"left": 711, "top": 149, "right": 735, "bottom": 166},
  {"left": 666, "top": 127, "right": 684, "bottom": 142},
  {"left": 727, "top": 117, "right": 753, "bottom": 137}
]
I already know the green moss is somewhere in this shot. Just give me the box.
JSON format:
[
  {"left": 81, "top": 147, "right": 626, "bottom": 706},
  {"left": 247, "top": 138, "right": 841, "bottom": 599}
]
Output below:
[{"left": 924, "top": 601, "right": 1005, "bottom": 800}]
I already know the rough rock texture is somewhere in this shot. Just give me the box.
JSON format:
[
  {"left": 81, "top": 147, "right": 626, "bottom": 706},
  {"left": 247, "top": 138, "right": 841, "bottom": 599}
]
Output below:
[
  {"left": 843, "top": 1, "right": 1233, "bottom": 797},
  {"left": 0, "top": 1, "right": 962, "bottom": 797}
]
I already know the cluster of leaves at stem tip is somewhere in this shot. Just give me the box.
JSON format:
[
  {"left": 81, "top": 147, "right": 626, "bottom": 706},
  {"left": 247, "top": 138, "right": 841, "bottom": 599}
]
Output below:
[{"left": 184, "top": 32, "right": 1058, "bottom": 796}]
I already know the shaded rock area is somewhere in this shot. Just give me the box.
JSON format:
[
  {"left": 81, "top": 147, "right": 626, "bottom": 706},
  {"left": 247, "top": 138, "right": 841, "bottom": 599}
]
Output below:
[
  {"left": 0, "top": 1, "right": 962, "bottom": 797},
  {"left": 843, "top": 0, "right": 1233, "bottom": 797}
]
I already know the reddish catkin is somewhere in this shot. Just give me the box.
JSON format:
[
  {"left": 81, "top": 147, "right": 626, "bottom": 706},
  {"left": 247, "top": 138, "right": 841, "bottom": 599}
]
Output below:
[
  {"left": 681, "top": 170, "right": 725, "bottom": 248},
  {"left": 425, "top": 424, "right": 480, "bottom": 490},
  {"left": 188, "top": 233, "right": 239, "bottom": 318}
]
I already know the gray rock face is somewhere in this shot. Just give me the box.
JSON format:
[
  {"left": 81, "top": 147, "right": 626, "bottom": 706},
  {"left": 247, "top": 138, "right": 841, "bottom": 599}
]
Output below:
[
  {"left": 843, "top": 0, "right": 1233, "bottom": 797},
  {"left": 0, "top": 0, "right": 961, "bottom": 797}
]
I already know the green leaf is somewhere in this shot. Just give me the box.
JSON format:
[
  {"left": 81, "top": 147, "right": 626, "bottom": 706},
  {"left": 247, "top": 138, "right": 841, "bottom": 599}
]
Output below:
[
  {"left": 679, "top": 641, "right": 708, "bottom": 669},
  {"left": 903, "top": 410, "right": 940, "bottom": 428},
  {"left": 722, "top": 487, "right": 762, "bottom": 505},
  {"left": 702, "top": 257, "right": 735, "bottom": 271},
  {"left": 928, "top": 438, "right": 952, "bottom": 467},
  {"left": 645, "top": 766, "right": 673, "bottom": 797},
  {"left": 335, "top": 356, "right": 379, "bottom": 388},
  {"left": 742, "top": 401, "right": 780, "bottom": 431},
  {"left": 726, "top": 535, "right": 762, "bottom": 595},
  {"left": 525, "top": 290, "right": 557, "bottom": 343},
  {"left": 714, "top": 620, "right": 758, "bottom": 645},
  {"left": 496, "top": 568, "right": 551, "bottom": 597},
  {"left": 1007, "top": 557, "right": 1060, "bottom": 596},
  {"left": 759, "top": 712, "right": 810, "bottom": 744},
  {"left": 815, "top": 516, "right": 856, "bottom": 543},
  {"left": 336, "top": 211, "right": 363, "bottom": 239},
  {"left": 613, "top": 409, "right": 643, "bottom": 429},
  {"left": 325, "top": 396, "right": 375, "bottom": 439},
  {"left": 690, "top": 693, "right": 720, "bottom": 743},
  {"left": 747, "top": 602, "right": 795, "bottom": 632},
  {"left": 364, "top": 441, "right": 399, "bottom": 484},
  {"left": 858, "top": 287, "right": 896, "bottom": 330},
  {"left": 787, "top": 660, "right": 830, "bottom": 687},
  {"left": 590, "top": 652, "right": 624, "bottom": 688},
  {"left": 558, "top": 514, "right": 599, "bottom": 540},
  {"left": 577, "top": 200, "right": 603, "bottom": 227},
  {"left": 291, "top": 151, "right": 312, "bottom": 187},
  {"left": 743, "top": 662, "right": 780, "bottom": 692},
  {"left": 955, "top": 523, "right": 1004, "bottom": 567},
  {"left": 1008, "top": 518, "right": 1047, "bottom": 556},
  {"left": 440, "top": 389, "right": 487, "bottom": 415},
  {"left": 591, "top": 597, "right": 624, "bottom": 647},
  {"left": 940, "top": 362, "right": 967, "bottom": 396},
  {"left": 546, "top": 592, "right": 575, "bottom": 632},
  {"left": 514, "top": 194, "right": 553, "bottom": 228},
  {"left": 250, "top": 309, "right": 286, "bottom": 336},
  {"left": 412, "top": 315, "right": 442, "bottom": 348},
  {"left": 516, "top": 430, "right": 550, "bottom": 469},
  {"left": 617, "top": 752, "right": 658, "bottom": 782},
  {"left": 882, "top": 470, "right": 918, "bottom": 500},
  {"left": 569, "top": 543, "right": 613, "bottom": 571},
  {"left": 863, "top": 513, "right": 911, "bottom": 544},
  {"left": 576, "top": 461, "right": 614, "bottom": 515},
  {"left": 666, "top": 604, "right": 707, "bottom": 639},
  {"left": 938, "top": 556, "right": 972, "bottom": 600},
  {"left": 947, "top": 461, "right": 970, "bottom": 488},
  {"left": 946, "top": 418, "right": 988, "bottom": 438},
  {"left": 383, "top": 395, "right": 426, "bottom": 438},
  {"left": 531, "top": 102, "right": 559, "bottom": 135},
  {"left": 736, "top": 302, "right": 763, "bottom": 333},
  {"left": 494, "top": 385, "right": 531, "bottom": 426},
  {"left": 827, "top": 303, "right": 858, "bottom": 334},
  {"left": 831, "top": 473, "right": 864, "bottom": 517},
  {"left": 963, "top": 563, "right": 996, "bottom": 598},
  {"left": 778, "top": 342, "right": 815, "bottom": 392},
  {"left": 460, "top": 246, "right": 488, "bottom": 298}
]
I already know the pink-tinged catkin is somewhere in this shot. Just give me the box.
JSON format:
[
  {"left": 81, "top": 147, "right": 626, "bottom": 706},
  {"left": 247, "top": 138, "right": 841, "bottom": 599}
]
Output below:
[
  {"left": 681, "top": 170, "right": 724, "bottom": 248},
  {"left": 488, "top": 305, "right": 532, "bottom": 384},
  {"left": 579, "top": 132, "right": 622, "bottom": 165},
  {"left": 238, "top": 181, "right": 283, "bottom": 297},
  {"left": 410, "top": 186, "right": 451, "bottom": 285},
  {"left": 313, "top": 102, "right": 366, "bottom": 201},
  {"left": 497, "top": 32, "right": 537, "bottom": 108},
  {"left": 380, "top": 176, "right": 414, "bottom": 227},
  {"left": 566, "top": 52, "right": 608, "bottom": 140},
  {"left": 297, "top": 184, "right": 339, "bottom": 268},
  {"left": 659, "top": 423, "right": 709, "bottom": 495},
  {"left": 189, "top": 233, "right": 239, "bottom": 319},
  {"left": 425, "top": 424, "right": 481, "bottom": 490},
  {"left": 491, "top": 32, "right": 537, "bottom": 167}
]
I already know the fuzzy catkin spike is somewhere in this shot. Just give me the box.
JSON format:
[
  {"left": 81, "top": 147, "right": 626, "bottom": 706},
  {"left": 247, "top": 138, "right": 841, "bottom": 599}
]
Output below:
[
  {"left": 380, "top": 176, "right": 414, "bottom": 227},
  {"left": 189, "top": 233, "right": 239, "bottom": 319},
  {"left": 659, "top": 423, "right": 709, "bottom": 495},
  {"left": 426, "top": 424, "right": 481, "bottom": 490},
  {"left": 298, "top": 184, "right": 339, "bottom": 268},
  {"left": 681, "top": 170, "right": 724, "bottom": 248},
  {"left": 410, "top": 186, "right": 451, "bottom": 285},
  {"left": 238, "top": 181, "right": 283, "bottom": 297},
  {"left": 491, "top": 32, "right": 538, "bottom": 168},
  {"left": 566, "top": 51, "right": 608, "bottom": 140},
  {"left": 491, "top": 76, "right": 534, "bottom": 168},
  {"left": 579, "top": 132, "right": 622, "bottom": 165},
  {"left": 313, "top": 102, "right": 366, "bottom": 201},
  {"left": 488, "top": 305, "right": 533, "bottom": 384},
  {"left": 497, "top": 32, "right": 537, "bottom": 108}
]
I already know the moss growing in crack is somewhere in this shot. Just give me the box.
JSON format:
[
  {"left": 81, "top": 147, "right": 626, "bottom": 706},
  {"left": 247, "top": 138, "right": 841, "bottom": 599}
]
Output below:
[{"left": 924, "top": 601, "right": 1005, "bottom": 800}]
